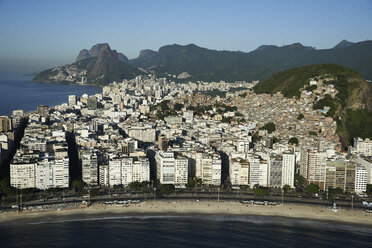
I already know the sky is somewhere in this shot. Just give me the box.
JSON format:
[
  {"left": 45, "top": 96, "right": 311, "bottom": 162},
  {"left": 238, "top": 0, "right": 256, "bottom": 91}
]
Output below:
[{"left": 0, "top": 0, "right": 372, "bottom": 74}]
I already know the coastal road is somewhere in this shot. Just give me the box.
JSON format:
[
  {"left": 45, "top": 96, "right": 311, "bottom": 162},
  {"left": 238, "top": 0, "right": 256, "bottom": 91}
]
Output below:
[{"left": 1, "top": 192, "right": 369, "bottom": 212}]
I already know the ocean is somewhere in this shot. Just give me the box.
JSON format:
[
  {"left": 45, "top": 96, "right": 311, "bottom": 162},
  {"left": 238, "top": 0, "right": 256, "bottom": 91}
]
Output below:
[
  {"left": 1, "top": 214, "right": 371, "bottom": 247},
  {"left": 0, "top": 78, "right": 100, "bottom": 116}
]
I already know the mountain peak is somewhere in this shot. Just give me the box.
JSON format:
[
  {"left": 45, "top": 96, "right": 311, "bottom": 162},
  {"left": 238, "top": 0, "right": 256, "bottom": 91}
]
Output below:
[
  {"left": 89, "top": 43, "right": 110, "bottom": 56},
  {"left": 75, "top": 43, "right": 128, "bottom": 63},
  {"left": 333, "top": 40, "right": 354, "bottom": 49}
]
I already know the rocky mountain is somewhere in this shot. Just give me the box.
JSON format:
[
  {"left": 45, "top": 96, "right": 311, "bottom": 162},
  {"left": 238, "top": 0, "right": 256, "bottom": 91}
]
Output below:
[
  {"left": 254, "top": 63, "right": 372, "bottom": 146},
  {"left": 34, "top": 44, "right": 142, "bottom": 85},
  {"left": 333, "top": 40, "right": 354, "bottom": 49},
  {"left": 34, "top": 40, "right": 372, "bottom": 86},
  {"left": 128, "top": 40, "right": 372, "bottom": 82},
  {"left": 76, "top": 43, "right": 129, "bottom": 63}
]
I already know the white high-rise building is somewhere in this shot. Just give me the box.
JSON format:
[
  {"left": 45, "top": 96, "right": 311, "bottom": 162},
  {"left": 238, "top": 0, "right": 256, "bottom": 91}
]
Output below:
[
  {"left": 175, "top": 156, "right": 188, "bottom": 185},
  {"left": 212, "top": 156, "right": 222, "bottom": 185},
  {"left": 249, "top": 156, "right": 267, "bottom": 187},
  {"left": 99, "top": 164, "right": 109, "bottom": 187},
  {"left": 282, "top": 153, "right": 296, "bottom": 188},
  {"left": 53, "top": 157, "right": 69, "bottom": 188},
  {"left": 355, "top": 165, "right": 367, "bottom": 192},
  {"left": 81, "top": 152, "right": 98, "bottom": 186},
  {"left": 10, "top": 163, "right": 36, "bottom": 189},
  {"left": 156, "top": 151, "right": 188, "bottom": 185},
  {"left": 229, "top": 159, "right": 241, "bottom": 185},
  {"left": 105, "top": 156, "right": 150, "bottom": 187},
  {"left": 36, "top": 157, "right": 53, "bottom": 190},
  {"left": 229, "top": 158, "right": 249, "bottom": 186},
  {"left": 352, "top": 138, "right": 372, "bottom": 157},
  {"left": 109, "top": 159, "right": 122, "bottom": 186},
  {"left": 195, "top": 152, "right": 203, "bottom": 178},
  {"left": 127, "top": 126, "right": 156, "bottom": 142},
  {"left": 11, "top": 154, "right": 69, "bottom": 190},
  {"left": 121, "top": 157, "right": 133, "bottom": 186},
  {"left": 156, "top": 151, "right": 175, "bottom": 184},
  {"left": 132, "top": 157, "right": 150, "bottom": 183},
  {"left": 300, "top": 149, "right": 327, "bottom": 190},
  {"left": 68, "top": 95, "right": 77, "bottom": 107},
  {"left": 201, "top": 156, "right": 212, "bottom": 184}
]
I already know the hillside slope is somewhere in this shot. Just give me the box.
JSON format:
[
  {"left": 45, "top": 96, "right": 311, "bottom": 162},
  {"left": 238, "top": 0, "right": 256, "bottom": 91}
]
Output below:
[{"left": 254, "top": 64, "right": 372, "bottom": 146}]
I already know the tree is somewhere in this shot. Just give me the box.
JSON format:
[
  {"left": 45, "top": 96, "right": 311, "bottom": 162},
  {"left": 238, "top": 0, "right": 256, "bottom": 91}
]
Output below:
[
  {"left": 367, "top": 184, "right": 372, "bottom": 194},
  {"left": 309, "top": 131, "right": 317, "bottom": 136},
  {"left": 273, "top": 137, "right": 279, "bottom": 144},
  {"left": 128, "top": 181, "right": 141, "bottom": 191},
  {"left": 71, "top": 180, "right": 85, "bottom": 191},
  {"left": 253, "top": 187, "right": 269, "bottom": 196},
  {"left": 174, "top": 103, "right": 183, "bottom": 111},
  {"left": 297, "top": 113, "right": 304, "bottom": 120},
  {"left": 306, "top": 183, "right": 320, "bottom": 195},
  {"left": 160, "top": 184, "right": 175, "bottom": 195},
  {"left": 288, "top": 137, "right": 299, "bottom": 145},
  {"left": 261, "top": 122, "right": 276, "bottom": 133},
  {"left": 295, "top": 174, "right": 305, "bottom": 189},
  {"left": 0, "top": 179, "right": 16, "bottom": 196},
  {"left": 328, "top": 187, "right": 343, "bottom": 196},
  {"left": 159, "top": 100, "right": 170, "bottom": 111},
  {"left": 282, "top": 185, "right": 291, "bottom": 194}
]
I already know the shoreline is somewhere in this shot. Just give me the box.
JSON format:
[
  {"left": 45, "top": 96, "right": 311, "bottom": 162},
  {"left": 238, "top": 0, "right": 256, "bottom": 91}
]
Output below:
[{"left": 2, "top": 200, "right": 372, "bottom": 226}]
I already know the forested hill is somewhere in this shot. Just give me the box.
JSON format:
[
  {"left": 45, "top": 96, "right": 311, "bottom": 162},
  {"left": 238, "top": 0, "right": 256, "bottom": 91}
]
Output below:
[
  {"left": 129, "top": 40, "right": 372, "bottom": 82},
  {"left": 254, "top": 63, "right": 372, "bottom": 146}
]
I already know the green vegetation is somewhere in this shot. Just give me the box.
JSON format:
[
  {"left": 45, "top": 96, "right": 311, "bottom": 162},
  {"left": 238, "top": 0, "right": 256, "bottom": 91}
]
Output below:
[
  {"left": 327, "top": 187, "right": 343, "bottom": 196},
  {"left": 306, "top": 183, "right": 320, "bottom": 195},
  {"left": 305, "top": 84, "right": 317, "bottom": 92},
  {"left": 160, "top": 184, "right": 175, "bottom": 195},
  {"left": 288, "top": 137, "right": 299, "bottom": 145},
  {"left": 367, "top": 184, "right": 372, "bottom": 195},
  {"left": 0, "top": 179, "right": 16, "bottom": 196},
  {"left": 71, "top": 180, "right": 85, "bottom": 192},
  {"left": 309, "top": 131, "right": 317, "bottom": 136},
  {"left": 130, "top": 42, "right": 372, "bottom": 82},
  {"left": 33, "top": 68, "right": 59, "bottom": 82},
  {"left": 282, "top": 185, "right": 291, "bottom": 195},
  {"left": 295, "top": 174, "right": 305, "bottom": 189},
  {"left": 186, "top": 178, "right": 203, "bottom": 188},
  {"left": 260, "top": 122, "right": 276, "bottom": 133},
  {"left": 297, "top": 113, "right": 304, "bottom": 120},
  {"left": 253, "top": 185, "right": 269, "bottom": 196},
  {"left": 345, "top": 109, "right": 372, "bottom": 143},
  {"left": 252, "top": 132, "right": 262, "bottom": 142},
  {"left": 254, "top": 63, "right": 364, "bottom": 98},
  {"left": 312, "top": 94, "right": 338, "bottom": 117},
  {"left": 239, "top": 92, "right": 247, "bottom": 98},
  {"left": 174, "top": 103, "right": 184, "bottom": 111},
  {"left": 127, "top": 181, "right": 151, "bottom": 193}
]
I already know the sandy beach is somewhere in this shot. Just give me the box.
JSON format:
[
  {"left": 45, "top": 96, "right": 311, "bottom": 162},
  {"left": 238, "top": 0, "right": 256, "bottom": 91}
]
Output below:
[{"left": 1, "top": 200, "right": 372, "bottom": 225}]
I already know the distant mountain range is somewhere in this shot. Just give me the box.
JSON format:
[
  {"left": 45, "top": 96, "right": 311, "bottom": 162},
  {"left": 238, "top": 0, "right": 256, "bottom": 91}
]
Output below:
[{"left": 34, "top": 40, "right": 372, "bottom": 85}]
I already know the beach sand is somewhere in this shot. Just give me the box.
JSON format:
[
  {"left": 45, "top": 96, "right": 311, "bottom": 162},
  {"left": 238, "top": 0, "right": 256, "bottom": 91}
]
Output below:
[{"left": 1, "top": 200, "right": 372, "bottom": 225}]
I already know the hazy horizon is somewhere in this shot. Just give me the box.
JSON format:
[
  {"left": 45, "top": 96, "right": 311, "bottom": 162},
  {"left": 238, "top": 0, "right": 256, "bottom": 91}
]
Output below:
[{"left": 1, "top": 0, "right": 372, "bottom": 74}]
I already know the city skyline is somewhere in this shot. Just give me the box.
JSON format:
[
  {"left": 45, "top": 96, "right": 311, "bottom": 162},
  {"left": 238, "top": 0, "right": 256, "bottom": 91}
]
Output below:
[{"left": 1, "top": 0, "right": 372, "bottom": 73}]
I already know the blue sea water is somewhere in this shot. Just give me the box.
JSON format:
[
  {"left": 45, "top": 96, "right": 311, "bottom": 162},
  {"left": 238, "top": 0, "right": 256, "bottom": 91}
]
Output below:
[
  {"left": 1, "top": 214, "right": 371, "bottom": 248},
  {"left": 0, "top": 78, "right": 100, "bottom": 116}
]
